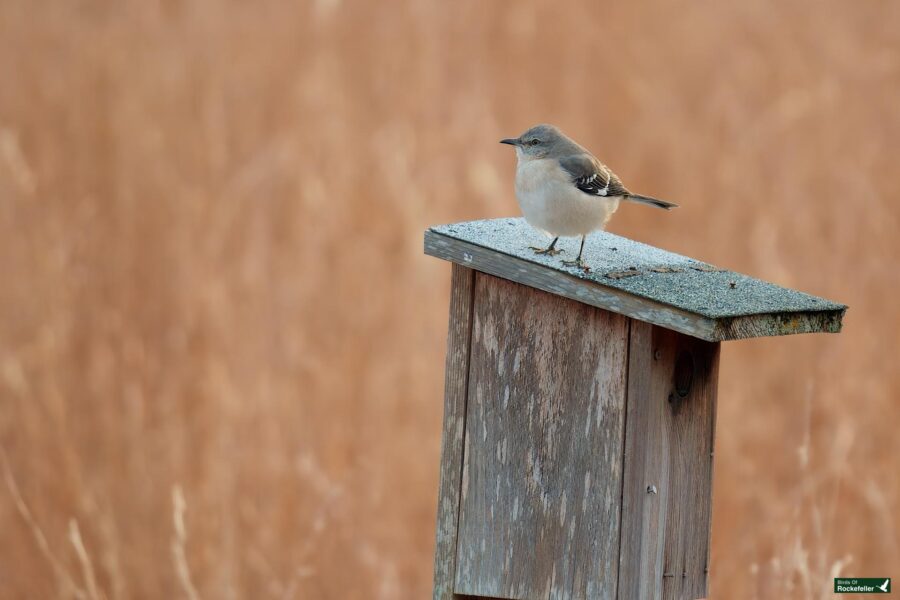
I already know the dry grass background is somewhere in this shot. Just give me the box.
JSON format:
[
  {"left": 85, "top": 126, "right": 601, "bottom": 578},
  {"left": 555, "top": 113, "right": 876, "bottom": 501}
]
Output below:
[{"left": 0, "top": 0, "right": 898, "bottom": 598}]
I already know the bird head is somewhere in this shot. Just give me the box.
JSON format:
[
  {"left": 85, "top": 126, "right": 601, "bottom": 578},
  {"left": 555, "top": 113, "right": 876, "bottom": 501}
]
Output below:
[{"left": 500, "top": 124, "right": 572, "bottom": 160}]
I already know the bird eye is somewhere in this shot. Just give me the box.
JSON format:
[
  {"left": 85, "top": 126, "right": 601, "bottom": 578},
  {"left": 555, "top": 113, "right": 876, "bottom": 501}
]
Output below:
[{"left": 530, "top": 139, "right": 541, "bottom": 146}]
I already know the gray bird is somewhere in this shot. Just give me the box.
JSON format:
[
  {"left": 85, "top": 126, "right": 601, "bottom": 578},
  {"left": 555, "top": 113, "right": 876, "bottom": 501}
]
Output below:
[{"left": 500, "top": 124, "right": 677, "bottom": 269}]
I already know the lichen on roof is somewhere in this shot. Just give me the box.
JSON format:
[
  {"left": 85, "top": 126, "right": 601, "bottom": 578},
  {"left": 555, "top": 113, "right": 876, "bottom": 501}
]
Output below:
[{"left": 429, "top": 218, "right": 846, "bottom": 320}]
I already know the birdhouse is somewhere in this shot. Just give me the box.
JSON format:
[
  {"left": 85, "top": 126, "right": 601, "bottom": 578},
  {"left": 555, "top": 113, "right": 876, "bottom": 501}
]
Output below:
[{"left": 424, "top": 218, "right": 846, "bottom": 600}]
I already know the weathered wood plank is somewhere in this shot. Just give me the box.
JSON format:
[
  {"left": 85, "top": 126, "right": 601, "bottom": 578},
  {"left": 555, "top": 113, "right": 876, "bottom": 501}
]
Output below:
[
  {"left": 426, "top": 229, "right": 719, "bottom": 341},
  {"left": 454, "top": 273, "right": 630, "bottom": 599},
  {"left": 424, "top": 220, "right": 846, "bottom": 342},
  {"left": 433, "top": 264, "right": 477, "bottom": 600},
  {"left": 617, "top": 321, "right": 719, "bottom": 600}
]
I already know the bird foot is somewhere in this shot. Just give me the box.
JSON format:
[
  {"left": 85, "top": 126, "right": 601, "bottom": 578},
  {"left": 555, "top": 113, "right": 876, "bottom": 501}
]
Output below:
[
  {"left": 562, "top": 258, "right": 590, "bottom": 272},
  {"left": 530, "top": 246, "right": 564, "bottom": 256}
]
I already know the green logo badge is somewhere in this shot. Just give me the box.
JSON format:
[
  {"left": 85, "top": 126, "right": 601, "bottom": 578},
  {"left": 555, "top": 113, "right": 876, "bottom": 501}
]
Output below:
[{"left": 834, "top": 578, "right": 891, "bottom": 593}]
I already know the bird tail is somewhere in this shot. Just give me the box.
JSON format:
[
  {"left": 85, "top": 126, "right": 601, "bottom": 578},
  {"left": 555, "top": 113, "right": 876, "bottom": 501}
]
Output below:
[{"left": 624, "top": 194, "right": 679, "bottom": 210}]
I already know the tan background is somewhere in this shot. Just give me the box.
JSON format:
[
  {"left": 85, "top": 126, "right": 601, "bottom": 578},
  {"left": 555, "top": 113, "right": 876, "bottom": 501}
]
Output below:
[{"left": 1, "top": 1, "right": 898, "bottom": 598}]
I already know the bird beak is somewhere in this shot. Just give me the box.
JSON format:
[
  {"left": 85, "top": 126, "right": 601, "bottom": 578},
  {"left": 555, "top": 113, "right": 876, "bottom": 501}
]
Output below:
[{"left": 499, "top": 138, "right": 520, "bottom": 146}]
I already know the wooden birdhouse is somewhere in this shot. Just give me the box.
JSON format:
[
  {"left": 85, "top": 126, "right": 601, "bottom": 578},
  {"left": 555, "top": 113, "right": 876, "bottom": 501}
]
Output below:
[{"left": 424, "top": 218, "right": 846, "bottom": 600}]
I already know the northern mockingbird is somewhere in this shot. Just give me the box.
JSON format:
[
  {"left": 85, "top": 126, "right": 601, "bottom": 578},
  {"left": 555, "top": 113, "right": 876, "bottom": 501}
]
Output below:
[{"left": 500, "top": 124, "right": 677, "bottom": 269}]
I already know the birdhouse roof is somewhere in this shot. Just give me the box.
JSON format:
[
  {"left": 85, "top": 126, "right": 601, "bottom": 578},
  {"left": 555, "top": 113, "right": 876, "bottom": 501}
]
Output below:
[{"left": 425, "top": 219, "right": 846, "bottom": 341}]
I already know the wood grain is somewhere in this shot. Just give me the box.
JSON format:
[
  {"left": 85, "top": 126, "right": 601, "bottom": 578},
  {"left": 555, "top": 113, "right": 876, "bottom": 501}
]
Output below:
[
  {"left": 433, "top": 264, "right": 477, "bottom": 600},
  {"left": 617, "top": 321, "right": 720, "bottom": 600},
  {"left": 454, "top": 273, "right": 630, "bottom": 599}
]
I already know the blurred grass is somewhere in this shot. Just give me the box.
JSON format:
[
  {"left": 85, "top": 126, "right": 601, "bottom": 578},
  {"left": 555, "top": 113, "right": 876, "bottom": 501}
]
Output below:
[{"left": 0, "top": 0, "right": 898, "bottom": 598}]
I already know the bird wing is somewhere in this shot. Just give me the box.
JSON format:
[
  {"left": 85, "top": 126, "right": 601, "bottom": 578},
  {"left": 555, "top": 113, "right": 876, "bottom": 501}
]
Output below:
[{"left": 558, "top": 154, "right": 630, "bottom": 198}]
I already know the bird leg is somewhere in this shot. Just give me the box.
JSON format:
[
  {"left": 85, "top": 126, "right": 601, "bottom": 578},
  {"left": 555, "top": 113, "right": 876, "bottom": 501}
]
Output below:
[
  {"left": 562, "top": 236, "right": 589, "bottom": 270},
  {"left": 529, "top": 236, "right": 563, "bottom": 256}
]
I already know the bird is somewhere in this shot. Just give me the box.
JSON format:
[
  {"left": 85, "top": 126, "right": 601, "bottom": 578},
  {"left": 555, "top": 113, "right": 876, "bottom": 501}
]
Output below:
[{"left": 500, "top": 124, "right": 677, "bottom": 269}]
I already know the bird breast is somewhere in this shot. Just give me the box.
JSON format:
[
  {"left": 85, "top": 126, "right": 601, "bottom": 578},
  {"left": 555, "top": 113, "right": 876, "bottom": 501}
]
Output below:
[{"left": 514, "top": 158, "right": 620, "bottom": 237}]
